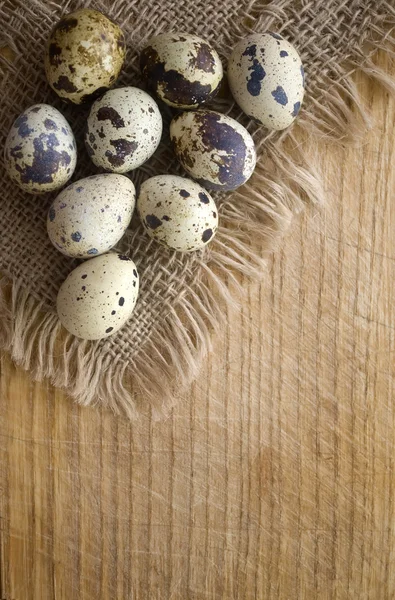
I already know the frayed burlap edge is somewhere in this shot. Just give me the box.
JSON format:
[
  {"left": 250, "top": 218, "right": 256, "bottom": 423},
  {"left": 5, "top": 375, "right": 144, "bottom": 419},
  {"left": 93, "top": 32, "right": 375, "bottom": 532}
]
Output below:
[{"left": 1, "top": 30, "right": 394, "bottom": 419}]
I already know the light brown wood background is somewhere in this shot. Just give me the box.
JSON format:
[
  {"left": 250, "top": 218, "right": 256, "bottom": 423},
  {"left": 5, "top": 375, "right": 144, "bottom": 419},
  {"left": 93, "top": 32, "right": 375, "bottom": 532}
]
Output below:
[{"left": 1, "top": 62, "right": 394, "bottom": 599}]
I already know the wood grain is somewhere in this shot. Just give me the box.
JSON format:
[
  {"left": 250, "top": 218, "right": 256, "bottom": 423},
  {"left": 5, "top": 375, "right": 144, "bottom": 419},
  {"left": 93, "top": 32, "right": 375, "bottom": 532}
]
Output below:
[{"left": 0, "top": 62, "right": 394, "bottom": 599}]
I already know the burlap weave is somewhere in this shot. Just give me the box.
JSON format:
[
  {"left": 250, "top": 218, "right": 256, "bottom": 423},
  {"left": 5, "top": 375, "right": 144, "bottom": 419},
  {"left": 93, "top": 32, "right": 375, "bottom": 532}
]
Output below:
[{"left": 0, "top": 0, "right": 394, "bottom": 417}]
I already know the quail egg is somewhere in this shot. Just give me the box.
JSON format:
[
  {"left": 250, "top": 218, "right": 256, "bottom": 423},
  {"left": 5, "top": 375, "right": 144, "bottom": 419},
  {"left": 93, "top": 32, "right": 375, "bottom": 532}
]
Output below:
[
  {"left": 228, "top": 32, "right": 305, "bottom": 130},
  {"left": 140, "top": 32, "right": 223, "bottom": 108},
  {"left": 170, "top": 109, "right": 256, "bottom": 190},
  {"left": 57, "top": 252, "right": 139, "bottom": 340},
  {"left": 4, "top": 104, "right": 77, "bottom": 194},
  {"left": 47, "top": 174, "right": 135, "bottom": 258},
  {"left": 85, "top": 87, "right": 163, "bottom": 173},
  {"left": 44, "top": 8, "right": 126, "bottom": 105},
  {"left": 138, "top": 174, "right": 218, "bottom": 251}
]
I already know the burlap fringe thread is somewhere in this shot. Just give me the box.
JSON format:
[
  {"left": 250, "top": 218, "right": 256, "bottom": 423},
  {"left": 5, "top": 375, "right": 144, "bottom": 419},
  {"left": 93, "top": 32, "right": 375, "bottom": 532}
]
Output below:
[{"left": 1, "top": 31, "right": 394, "bottom": 419}]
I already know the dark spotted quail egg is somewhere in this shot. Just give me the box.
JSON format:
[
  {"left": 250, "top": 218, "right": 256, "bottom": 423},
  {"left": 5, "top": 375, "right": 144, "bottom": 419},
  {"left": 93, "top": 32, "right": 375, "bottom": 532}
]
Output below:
[
  {"left": 4, "top": 104, "right": 77, "bottom": 194},
  {"left": 170, "top": 109, "right": 256, "bottom": 191},
  {"left": 44, "top": 8, "right": 125, "bottom": 105},
  {"left": 138, "top": 175, "right": 218, "bottom": 252},
  {"left": 228, "top": 32, "right": 305, "bottom": 130},
  {"left": 47, "top": 174, "right": 135, "bottom": 258},
  {"left": 140, "top": 33, "right": 223, "bottom": 109},
  {"left": 57, "top": 252, "right": 139, "bottom": 340},
  {"left": 85, "top": 87, "right": 163, "bottom": 173}
]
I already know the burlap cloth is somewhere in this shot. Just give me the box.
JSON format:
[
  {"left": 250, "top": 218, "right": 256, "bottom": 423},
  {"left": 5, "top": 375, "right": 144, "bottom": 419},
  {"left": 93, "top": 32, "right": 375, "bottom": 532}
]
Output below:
[{"left": 0, "top": 0, "right": 394, "bottom": 418}]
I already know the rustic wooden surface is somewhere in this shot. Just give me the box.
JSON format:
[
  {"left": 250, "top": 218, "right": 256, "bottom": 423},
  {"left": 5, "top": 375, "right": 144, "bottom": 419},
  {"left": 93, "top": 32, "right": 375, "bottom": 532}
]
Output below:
[{"left": 1, "top": 64, "right": 394, "bottom": 599}]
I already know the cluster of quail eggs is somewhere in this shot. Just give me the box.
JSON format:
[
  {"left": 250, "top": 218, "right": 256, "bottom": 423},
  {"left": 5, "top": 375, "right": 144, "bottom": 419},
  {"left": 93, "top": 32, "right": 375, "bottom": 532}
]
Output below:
[{"left": 3, "top": 9, "right": 305, "bottom": 341}]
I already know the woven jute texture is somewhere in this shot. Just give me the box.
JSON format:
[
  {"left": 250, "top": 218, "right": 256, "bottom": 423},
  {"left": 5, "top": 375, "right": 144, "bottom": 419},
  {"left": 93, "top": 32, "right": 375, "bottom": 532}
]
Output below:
[{"left": 0, "top": 0, "right": 394, "bottom": 418}]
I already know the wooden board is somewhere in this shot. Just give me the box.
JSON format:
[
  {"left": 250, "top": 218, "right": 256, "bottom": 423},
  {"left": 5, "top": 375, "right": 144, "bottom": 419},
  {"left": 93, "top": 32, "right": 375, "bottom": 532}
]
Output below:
[{"left": 0, "top": 61, "right": 394, "bottom": 599}]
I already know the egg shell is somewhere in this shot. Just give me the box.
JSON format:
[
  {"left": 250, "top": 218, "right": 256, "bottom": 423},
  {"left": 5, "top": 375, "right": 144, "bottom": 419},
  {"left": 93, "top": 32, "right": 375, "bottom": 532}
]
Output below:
[
  {"left": 170, "top": 109, "right": 256, "bottom": 191},
  {"left": 138, "top": 175, "right": 218, "bottom": 252},
  {"left": 47, "top": 174, "right": 135, "bottom": 258},
  {"left": 3, "top": 104, "right": 77, "bottom": 194},
  {"left": 57, "top": 252, "right": 139, "bottom": 340},
  {"left": 140, "top": 32, "right": 223, "bottom": 109},
  {"left": 228, "top": 32, "right": 305, "bottom": 130},
  {"left": 44, "top": 8, "right": 126, "bottom": 105},
  {"left": 85, "top": 87, "right": 163, "bottom": 173}
]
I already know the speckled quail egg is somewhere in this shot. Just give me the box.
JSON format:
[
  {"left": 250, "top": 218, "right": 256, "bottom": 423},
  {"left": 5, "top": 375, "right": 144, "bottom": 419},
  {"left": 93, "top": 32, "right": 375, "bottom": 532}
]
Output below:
[
  {"left": 4, "top": 104, "right": 77, "bottom": 194},
  {"left": 44, "top": 8, "right": 126, "bottom": 105},
  {"left": 170, "top": 109, "right": 256, "bottom": 191},
  {"left": 140, "top": 32, "right": 223, "bottom": 109},
  {"left": 57, "top": 252, "right": 139, "bottom": 340},
  {"left": 138, "top": 175, "right": 218, "bottom": 252},
  {"left": 228, "top": 32, "right": 305, "bottom": 130},
  {"left": 85, "top": 87, "right": 163, "bottom": 173},
  {"left": 47, "top": 174, "right": 135, "bottom": 258}
]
